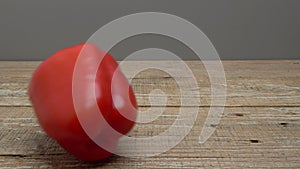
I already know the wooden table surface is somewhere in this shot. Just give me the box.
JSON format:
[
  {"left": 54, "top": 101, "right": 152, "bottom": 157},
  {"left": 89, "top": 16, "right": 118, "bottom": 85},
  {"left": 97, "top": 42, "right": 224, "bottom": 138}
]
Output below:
[{"left": 0, "top": 60, "right": 299, "bottom": 168}]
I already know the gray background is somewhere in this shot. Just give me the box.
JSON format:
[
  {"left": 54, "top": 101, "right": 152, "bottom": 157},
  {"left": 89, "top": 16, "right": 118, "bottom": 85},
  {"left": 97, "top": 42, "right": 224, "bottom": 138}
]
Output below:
[{"left": 0, "top": 0, "right": 299, "bottom": 61}]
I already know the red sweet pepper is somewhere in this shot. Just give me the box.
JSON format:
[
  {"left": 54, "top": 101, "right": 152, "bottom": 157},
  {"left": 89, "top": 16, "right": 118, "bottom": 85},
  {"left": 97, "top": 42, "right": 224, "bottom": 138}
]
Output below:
[{"left": 28, "top": 43, "right": 137, "bottom": 161}]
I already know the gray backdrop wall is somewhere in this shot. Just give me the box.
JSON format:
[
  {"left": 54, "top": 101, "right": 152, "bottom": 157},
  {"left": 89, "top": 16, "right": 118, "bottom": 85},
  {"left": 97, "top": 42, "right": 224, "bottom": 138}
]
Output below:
[{"left": 0, "top": 0, "right": 299, "bottom": 60}]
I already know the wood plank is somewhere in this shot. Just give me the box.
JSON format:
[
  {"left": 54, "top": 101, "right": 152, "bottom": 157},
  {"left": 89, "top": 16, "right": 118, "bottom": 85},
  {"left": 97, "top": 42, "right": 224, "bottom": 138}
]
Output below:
[
  {"left": 1, "top": 106, "right": 299, "bottom": 168},
  {"left": 0, "top": 61, "right": 299, "bottom": 107},
  {"left": 1, "top": 156, "right": 299, "bottom": 168}
]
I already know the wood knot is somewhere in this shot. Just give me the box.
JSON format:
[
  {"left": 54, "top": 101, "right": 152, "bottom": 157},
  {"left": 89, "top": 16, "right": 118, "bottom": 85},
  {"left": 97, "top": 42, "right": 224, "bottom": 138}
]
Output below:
[
  {"left": 235, "top": 113, "right": 244, "bottom": 117},
  {"left": 279, "top": 122, "right": 288, "bottom": 127},
  {"left": 210, "top": 124, "right": 218, "bottom": 127},
  {"left": 249, "top": 139, "right": 262, "bottom": 143}
]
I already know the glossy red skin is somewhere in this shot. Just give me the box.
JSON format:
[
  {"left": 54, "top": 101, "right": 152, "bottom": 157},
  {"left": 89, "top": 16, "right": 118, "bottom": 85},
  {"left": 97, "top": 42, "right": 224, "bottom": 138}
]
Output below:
[{"left": 29, "top": 44, "right": 137, "bottom": 161}]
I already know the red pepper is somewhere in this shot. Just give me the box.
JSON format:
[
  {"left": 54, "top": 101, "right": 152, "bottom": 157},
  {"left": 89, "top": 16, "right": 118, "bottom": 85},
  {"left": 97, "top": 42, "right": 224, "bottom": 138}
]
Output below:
[{"left": 28, "top": 43, "right": 137, "bottom": 161}]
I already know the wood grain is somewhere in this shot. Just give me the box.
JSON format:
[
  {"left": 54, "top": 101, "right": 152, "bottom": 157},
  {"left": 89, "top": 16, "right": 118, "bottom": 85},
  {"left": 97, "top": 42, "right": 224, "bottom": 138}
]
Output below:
[
  {"left": 0, "top": 60, "right": 299, "bottom": 168},
  {"left": 0, "top": 61, "right": 299, "bottom": 107}
]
